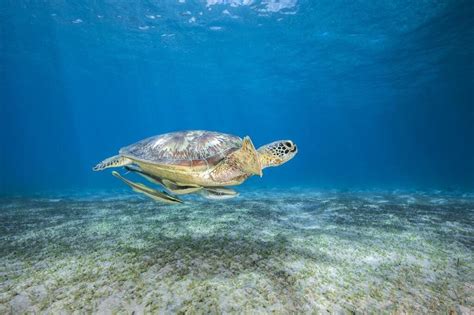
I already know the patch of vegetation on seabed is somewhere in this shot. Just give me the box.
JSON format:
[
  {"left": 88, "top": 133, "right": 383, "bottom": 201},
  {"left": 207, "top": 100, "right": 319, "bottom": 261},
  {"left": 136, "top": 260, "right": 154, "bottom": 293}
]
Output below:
[{"left": 0, "top": 190, "right": 473, "bottom": 313}]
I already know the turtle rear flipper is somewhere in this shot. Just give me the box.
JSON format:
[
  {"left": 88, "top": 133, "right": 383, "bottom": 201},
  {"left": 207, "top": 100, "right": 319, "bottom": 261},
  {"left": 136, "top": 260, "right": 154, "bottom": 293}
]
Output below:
[
  {"left": 112, "top": 171, "right": 182, "bottom": 204},
  {"left": 93, "top": 155, "right": 132, "bottom": 171}
]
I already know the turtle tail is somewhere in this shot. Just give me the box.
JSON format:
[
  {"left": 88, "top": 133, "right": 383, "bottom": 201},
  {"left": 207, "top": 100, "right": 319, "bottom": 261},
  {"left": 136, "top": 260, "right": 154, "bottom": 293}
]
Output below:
[{"left": 93, "top": 155, "right": 132, "bottom": 171}]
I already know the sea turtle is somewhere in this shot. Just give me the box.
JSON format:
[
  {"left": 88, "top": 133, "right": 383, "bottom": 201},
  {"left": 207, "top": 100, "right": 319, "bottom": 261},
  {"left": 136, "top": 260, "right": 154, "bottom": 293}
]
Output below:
[{"left": 93, "top": 130, "right": 298, "bottom": 204}]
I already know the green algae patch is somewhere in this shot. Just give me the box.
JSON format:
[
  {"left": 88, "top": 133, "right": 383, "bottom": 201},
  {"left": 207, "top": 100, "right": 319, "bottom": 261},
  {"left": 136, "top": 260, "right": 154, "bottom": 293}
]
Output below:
[{"left": 0, "top": 190, "right": 472, "bottom": 313}]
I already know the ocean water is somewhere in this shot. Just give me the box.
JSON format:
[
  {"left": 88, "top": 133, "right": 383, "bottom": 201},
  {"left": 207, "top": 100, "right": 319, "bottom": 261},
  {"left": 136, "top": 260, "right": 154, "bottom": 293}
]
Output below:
[{"left": 1, "top": 0, "right": 473, "bottom": 313}]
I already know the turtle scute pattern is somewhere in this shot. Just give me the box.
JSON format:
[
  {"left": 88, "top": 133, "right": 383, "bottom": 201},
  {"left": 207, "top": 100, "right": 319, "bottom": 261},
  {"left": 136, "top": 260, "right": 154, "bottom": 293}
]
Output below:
[{"left": 119, "top": 131, "right": 242, "bottom": 166}]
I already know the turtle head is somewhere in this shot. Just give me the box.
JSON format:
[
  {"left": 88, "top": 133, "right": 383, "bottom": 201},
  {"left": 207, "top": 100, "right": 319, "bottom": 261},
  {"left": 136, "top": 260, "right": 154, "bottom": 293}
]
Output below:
[{"left": 257, "top": 140, "right": 298, "bottom": 169}]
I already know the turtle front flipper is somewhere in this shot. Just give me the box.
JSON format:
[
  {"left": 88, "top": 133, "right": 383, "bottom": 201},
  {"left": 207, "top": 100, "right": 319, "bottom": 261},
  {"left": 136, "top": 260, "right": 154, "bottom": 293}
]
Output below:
[
  {"left": 231, "top": 137, "right": 262, "bottom": 176},
  {"left": 200, "top": 187, "right": 239, "bottom": 200},
  {"left": 210, "top": 136, "right": 262, "bottom": 183},
  {"left": 112, "top": 171, "right": 182, "bottom": 204},
  {"left": 93, "top": 155, "right": 132, "bottom": 171}
]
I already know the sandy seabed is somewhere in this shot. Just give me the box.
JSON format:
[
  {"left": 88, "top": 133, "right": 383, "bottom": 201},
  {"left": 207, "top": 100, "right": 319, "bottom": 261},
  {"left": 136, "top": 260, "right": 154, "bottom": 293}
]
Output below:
[{"left": 0, "top": 189, "right": 473, "bottom": 314}]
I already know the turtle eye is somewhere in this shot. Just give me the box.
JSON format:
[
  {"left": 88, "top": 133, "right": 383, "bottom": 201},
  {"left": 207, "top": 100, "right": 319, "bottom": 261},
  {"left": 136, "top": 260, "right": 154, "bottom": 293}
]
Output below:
[{"left": 284, "top": 141, "right": 292, "bottom": 147}]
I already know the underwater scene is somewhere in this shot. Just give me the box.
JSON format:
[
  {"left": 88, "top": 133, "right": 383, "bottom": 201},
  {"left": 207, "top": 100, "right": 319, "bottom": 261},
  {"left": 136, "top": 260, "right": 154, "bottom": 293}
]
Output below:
[{"left": 1, "top": 0, "right": 473, "bottom": 313}]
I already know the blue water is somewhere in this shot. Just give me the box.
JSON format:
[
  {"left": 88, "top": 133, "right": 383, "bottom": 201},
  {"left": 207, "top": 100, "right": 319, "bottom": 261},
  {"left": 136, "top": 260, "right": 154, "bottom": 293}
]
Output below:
[
  {"left": 1, "top": 0, "right": 473, "bottom": 195},
  {"left": 1, "top": 2, "right": 474, "bottom": 313}
]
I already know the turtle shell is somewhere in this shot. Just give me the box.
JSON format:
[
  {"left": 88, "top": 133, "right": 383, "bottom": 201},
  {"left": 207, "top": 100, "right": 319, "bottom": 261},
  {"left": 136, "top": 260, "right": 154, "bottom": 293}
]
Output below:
[{"left": 119, "top": 130, "right": 242, "bottom": 168}]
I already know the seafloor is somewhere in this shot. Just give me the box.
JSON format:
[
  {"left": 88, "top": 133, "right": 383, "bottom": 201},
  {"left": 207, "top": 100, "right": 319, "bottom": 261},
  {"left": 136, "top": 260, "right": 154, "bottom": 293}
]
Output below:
[{"left": 0, "top": 189, "right": 473, "bottom": 314}]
